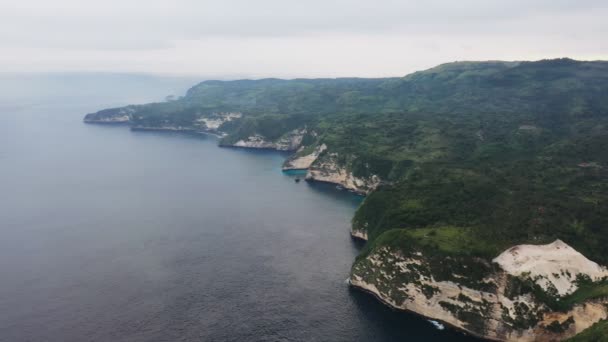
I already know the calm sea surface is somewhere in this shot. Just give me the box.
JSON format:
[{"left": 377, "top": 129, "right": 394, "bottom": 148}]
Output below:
[{"left": 0, "top": 74, "right": 476, "bottom": 341}]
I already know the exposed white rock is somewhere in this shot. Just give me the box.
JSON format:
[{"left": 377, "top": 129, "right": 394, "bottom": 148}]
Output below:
[
  {"left": 131, "top": 126, "right": 195, "bottom": 132},
  {"left": 350, "top": 229, "right": 368, "bottom": 241},
  {"left": 493, "top": 240, "right": 608, "bottom": 296},
  {"left": 197, "top": 112, "right": 241, "bottom": 130},
  {"left": 232, "top": 128, "right": 306, "bottom": 151},
  {"left": 282, "top": 144, "right": 327, "bottom": 170},
  {"left": 234, "top": 134, "right": 276, "bottom": 149},
  {"left": 306, "top": 153, "right": 380, "bottom": 195},
  {"left": 276, "top": 128, "right": 306, "bottom": 150},
  {"left": 351, "top": 247, "right": 608, "bottom": 341}
]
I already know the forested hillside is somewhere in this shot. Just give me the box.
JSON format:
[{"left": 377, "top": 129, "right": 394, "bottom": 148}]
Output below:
[
  {"left": 86, "top": 58, "right": 608, "bottom": 261},
  {"left": 85, "top": 59, "right": 608, "bottom": 340}
]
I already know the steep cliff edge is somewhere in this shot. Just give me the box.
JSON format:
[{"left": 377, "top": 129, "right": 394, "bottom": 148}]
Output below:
[
  {"left": 82, "top": 60, "right": 608, "bottom": 340},
  {"left": 350, "top": 230, "right": 608, "bottom": 341},
  {"left": 282, "top": 144, "right": 327, "bottom": 170},
  {"left": 222, "top": 128, "right": 307, "bottom": 151},
  {"left": 305, "top": 152, "right": 381, "bottom": 195}
]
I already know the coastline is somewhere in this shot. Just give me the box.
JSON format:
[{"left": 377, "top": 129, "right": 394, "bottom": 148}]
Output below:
[
  {"left": 84, "top": 120, "right": 375, "bottom": 197},
  {"left": 281, "top": 167, "right": 308, "bottom": 171},
  {"left": 77, "top": 58, "right": 608, "bottom": 341},
  {"left": 84, "top": 121, "right": 355, "bottom": 191},
  {"left": 129, "top": 126, "right": 226, "bottom": 138},
  {"left": 83, "top": 119, "right": 130, "bottom": 125},
  {"left": 218, "top": 144, "right": 297, "bottom": 152},
  {"left": 130, "top": 126, "right": 197, "bottom": 132},
  {"left": 82, "top": 119, "right": 515, "bottom": 342},
  {"left": 80, "top": 119, "right": 501, "bottom": 341},
  {"left": 304, "top": 177, "right": 369, "bottom": 196},
  {"left": 348, "top": 281, "right": 490, "bottom": 341},
  {"left": 350, "top": 229, "right": 368, "bottom": 241}
]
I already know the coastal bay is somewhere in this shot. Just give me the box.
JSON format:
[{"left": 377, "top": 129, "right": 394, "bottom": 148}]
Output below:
[{"left": 0, "top": 74, "right": 474, "bottom": 341}]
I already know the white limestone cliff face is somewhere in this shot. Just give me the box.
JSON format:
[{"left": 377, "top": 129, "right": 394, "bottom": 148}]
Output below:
[
  {"left": 275, "top": 128, "right": 307, "bottom": 150},
  {"left": 130, "top": 126, "right": 196, "bottom": 132},
  {"left": 282, "top": 144, "right": 327, "bottom": 170},
  {"left": 350, "top": 228, "right": 368, "bottom": 241},
  {"left": 232, "top": 128, "right": 307, "bottom": 151},
  {"left": 233, "top": 135, "right": 276, "bottom": 149},
  {"left": 351, "top": 221, "right": 371, "bottom": 241},
  {"left": 197, "top": 112, "right": 241, "bottom": 133},
  {"left": 305, "top": 152, "right": 380, "bottom": 195},
  {"left": 493, "top": 240, "right": 608, "bottom": 296},
  {"left": 350, "top": 241, "right": 608, "bottom": 341}
]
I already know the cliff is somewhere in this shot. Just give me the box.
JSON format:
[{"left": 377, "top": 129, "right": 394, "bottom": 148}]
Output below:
[
  {"left": 224, "top": 128, "right": 307, "bottom": 151},
  {"left": 282, "top": 144, "right": 327, "bottom": 170},
  {"left": 305, "top": 152, "right": 381, "bottom": 195},
  {"left": 493, "top": 240, "right": 608, "bottom": 297},
  {"left": 350, "top": 226, "right": 368, "bottom": 241},
  {"left": 350, "top": 235, "right": 608, "bottom": 341},
  {"left": 83, "top": 59, "right": 608, "bottom": 340},
  {"left": 196, "top": 112, "right": 241, "bottom": 136}
]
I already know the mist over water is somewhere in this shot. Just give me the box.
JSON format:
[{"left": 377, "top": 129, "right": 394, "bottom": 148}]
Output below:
[{"left": 0, "top": 74, "right": 476, "bottom": 341}]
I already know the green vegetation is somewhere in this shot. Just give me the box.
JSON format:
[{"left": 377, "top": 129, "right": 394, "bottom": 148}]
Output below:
[
  {"left": 567, "top": 320, "right": 608, "bottom": 341},
  {"left": 546, "top": 316, "right": 575, "bottom": 333},
  {"left": 87, "top": 57, "right": 608, "bottom": 262},
  {"left": 87, "top": 58, "right": 608, "bottom": 319},
  {"left": 360, "top": 226, "right": 499, "bottom": 259},
  {"left": 504, "top": 273, "right": 608, "bottom": 312},
  {"left": 356, "top": 227, "right": 498, "bottom": 292},
  {"left": 561, "top": 277, "right": 608, "bottom": 310},
  {"left": 502, "top": 301, "right": 544, "bottom": 330}
]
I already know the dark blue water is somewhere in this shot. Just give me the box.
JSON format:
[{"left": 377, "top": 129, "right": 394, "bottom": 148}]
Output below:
[{"left": 0, "top": 74, "right": 476, "bottom": 341}]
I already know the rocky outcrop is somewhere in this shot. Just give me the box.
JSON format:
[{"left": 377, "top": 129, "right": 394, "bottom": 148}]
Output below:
[
  {"left": 305, "top": 152, "right": 380, "bottom": 195},
  {"left": 351, "top": 219, "right": 371, "bottom": 240},
  {"left": 230, "top": 128, "right": 307, "bottom": 151},
  {"left": 350, "top": 227, "right": 368, "bottom": 241},
  {"left": 350, "top": 241, "right": 608, "bottom": 341},
  {"left": 196, "top": 112, "right": 241, "bottom": 136},
  {"left": 282, "top": 144, "right": 327, "bottom": 170},
  {"left": 130, "top": 126, "right": 196, "bottom": 132},
  {"left": 83, "top": 106, "right": 136, "bottom": 123},
  {"left": 493, "top": 240, "right": 608, "bottom": 296},
  {"left": 232, "top": 134, "right": 280, "bottom": 149},
  {"left": 270, "top": 128, "right": 307, "bottom": 150}
]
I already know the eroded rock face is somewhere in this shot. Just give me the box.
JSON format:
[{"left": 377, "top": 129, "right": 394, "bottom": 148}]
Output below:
[
  {"left": 493, "top": 240, "right": 608, "bottom": 296},
  {"left": 197, "top": 112, "right": 241, "bottom": 134},
  {"left": 350, "top": 228, "right": 368, "bottom": 241},
  {"left": 350, "top": 242, "right": 608, "bottom": 341},
  {"left": 130, "top": 126, "right": 195, "bottom": 132},
  {"left": 232, "top": 128, "right": 307, "bottom": 151},
  {"left": 282, "top": 144, "right": 327, "bottom": 170},
  {"left": 305, "top": 153, "right": 380, "bottom": 195},
  {"left": 233, "top": 134, "right": 275, "bottom": 149}
]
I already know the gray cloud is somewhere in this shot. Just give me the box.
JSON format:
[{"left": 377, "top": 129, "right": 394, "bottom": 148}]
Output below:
[{"left": 1, "top": 0, "right": 607, "bottom": 76}]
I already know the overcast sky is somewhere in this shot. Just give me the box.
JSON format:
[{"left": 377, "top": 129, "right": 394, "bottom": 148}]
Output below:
[{"left": 1, "top": 0, "right": 607, "bottom": 78}]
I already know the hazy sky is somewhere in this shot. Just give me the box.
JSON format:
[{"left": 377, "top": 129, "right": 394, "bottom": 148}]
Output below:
[{"left": 1, "top": 0, "right": 607, "bottom": 78}]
